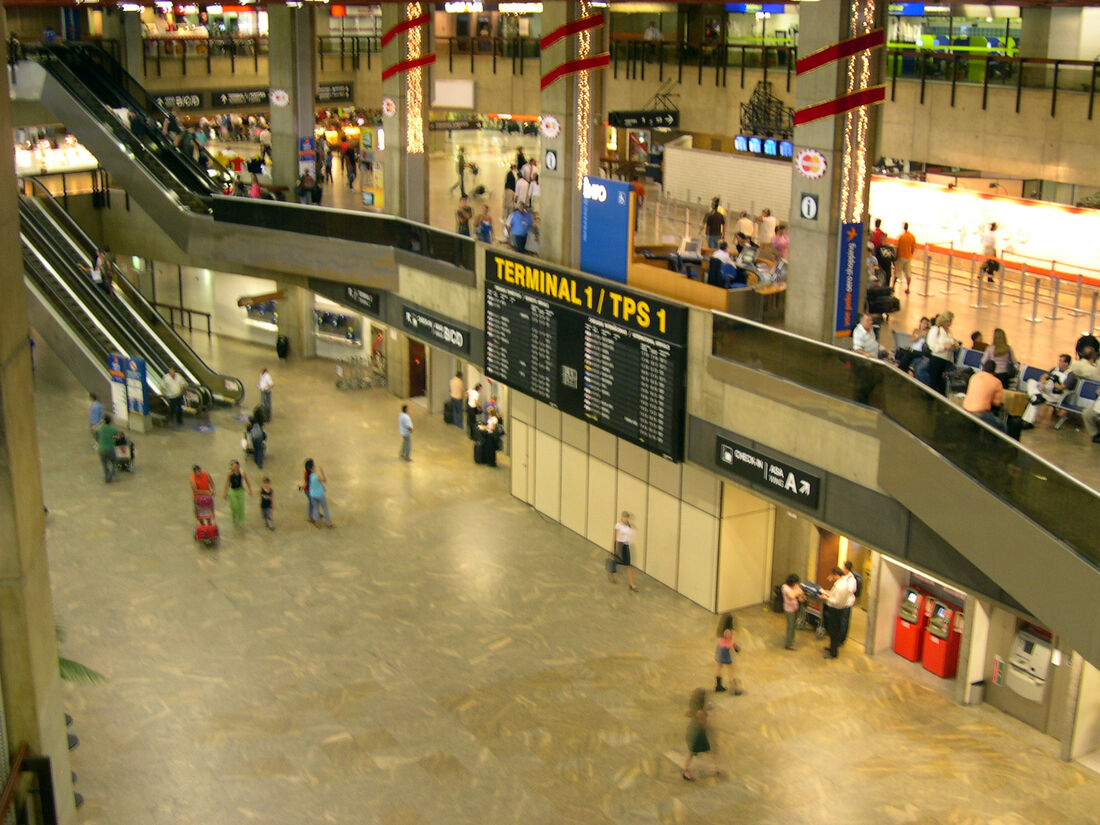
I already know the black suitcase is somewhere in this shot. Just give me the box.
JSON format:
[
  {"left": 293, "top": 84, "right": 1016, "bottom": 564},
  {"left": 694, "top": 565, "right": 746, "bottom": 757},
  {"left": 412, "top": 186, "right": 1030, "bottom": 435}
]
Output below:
[
  {"left": 868, "top": 295, "right": 901, "bottom": 314},
  {"left": 276, "top": 335, "right": 289, "bottom": 359},
  {"left": 443, "top": 404, "right": 453, "bottom": 424},
  {"left": 474, "top": 438, "right": 496, "bottom": 466},
  {"left": 866, "top": 285, "right": 894, "bottom": 301}
]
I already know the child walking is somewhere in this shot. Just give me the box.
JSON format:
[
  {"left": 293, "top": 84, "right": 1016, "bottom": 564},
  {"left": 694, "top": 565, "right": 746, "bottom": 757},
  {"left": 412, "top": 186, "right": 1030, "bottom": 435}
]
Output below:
[
  {"left": 714, "top": 613, "right": 743, "bottom": 695},
  {"left": 259, "top": 477, "right": 275, "bottom": 530}
]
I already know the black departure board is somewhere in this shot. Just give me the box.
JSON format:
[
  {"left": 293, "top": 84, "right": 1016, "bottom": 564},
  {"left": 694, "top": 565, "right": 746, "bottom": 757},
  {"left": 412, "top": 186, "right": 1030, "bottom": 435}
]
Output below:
[{"left": 484, "top": 251, "right": 688, "bottom": 461}]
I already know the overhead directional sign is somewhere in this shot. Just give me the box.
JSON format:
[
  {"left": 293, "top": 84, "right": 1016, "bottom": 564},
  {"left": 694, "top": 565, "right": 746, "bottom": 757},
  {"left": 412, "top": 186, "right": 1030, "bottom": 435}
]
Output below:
[
  {"left": 607, "top": 110, "right": 679, "bottom": 129},
  {"left": 715, "top": 435, "right": 821, "bottom": 509}
]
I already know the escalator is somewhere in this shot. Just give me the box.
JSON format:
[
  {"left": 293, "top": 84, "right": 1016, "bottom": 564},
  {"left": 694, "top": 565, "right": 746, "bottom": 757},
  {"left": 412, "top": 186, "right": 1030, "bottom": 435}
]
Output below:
[
  {"left": 10, "top": 42, "right": 472, "bottom": 284},
  {"left": 20, "top": 179, "right": 244, "bottom": 415}
]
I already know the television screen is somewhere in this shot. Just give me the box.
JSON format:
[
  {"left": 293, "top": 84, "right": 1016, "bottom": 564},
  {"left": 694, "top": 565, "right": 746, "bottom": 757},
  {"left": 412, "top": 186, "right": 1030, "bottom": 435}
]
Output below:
[
  {"left": 763, "top": 139, "right": 778, "bottom": 156},
  {"left": 734, "top": 135, "right": 749, "bottom": 152},
  {"left": 747, "top": 137, "right": 762, "bottom": 154},
  {"left": 779, "top": 140, "right": 794, "bottom": 158}
]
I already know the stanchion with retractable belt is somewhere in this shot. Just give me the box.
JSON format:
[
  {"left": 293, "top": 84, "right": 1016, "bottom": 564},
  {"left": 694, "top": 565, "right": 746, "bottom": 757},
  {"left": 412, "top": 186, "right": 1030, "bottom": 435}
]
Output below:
[
  {"left": 1015, "top": 263, "right": 1028, "bottom": 304},
  {"left": 1025, "top": 275, "right": 1044, "bottom": 323},
  {"left": 1048, "top": 270, "right": 1062, "bottom": 321},
  {"left": 922, "top": 248, "right": 931, "bottom": 298},
  {"left": 971, "top": 266, "right": 988, "bottom": 309},
  {"left": 968, "top": 255, "right": 977, "bottom": 291},
  {"left": 942, "top": 243, "right": 955, "bottom": 295},
  {"left": 1086, "top": 292, "right": 1099, "bottom": 338},
  {"left": 1069, "top": 272, "right": 1087, "bottom": 317},
  {"left": 996, "top": 264, "right": 1007, "bottom": 307}
]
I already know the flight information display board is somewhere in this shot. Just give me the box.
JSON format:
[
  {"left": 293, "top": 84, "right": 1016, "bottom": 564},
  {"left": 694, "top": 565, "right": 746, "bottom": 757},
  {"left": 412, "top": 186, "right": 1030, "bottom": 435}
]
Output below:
[{"left": 484, "top": 251, "right": 688, "bottom": 461}]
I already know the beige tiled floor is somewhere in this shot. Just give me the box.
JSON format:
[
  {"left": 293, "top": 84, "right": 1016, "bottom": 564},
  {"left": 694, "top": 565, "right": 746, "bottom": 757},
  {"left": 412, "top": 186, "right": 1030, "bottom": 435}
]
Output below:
[{"left": 33, "top": 333, "right": 1100, "bottom": 825}]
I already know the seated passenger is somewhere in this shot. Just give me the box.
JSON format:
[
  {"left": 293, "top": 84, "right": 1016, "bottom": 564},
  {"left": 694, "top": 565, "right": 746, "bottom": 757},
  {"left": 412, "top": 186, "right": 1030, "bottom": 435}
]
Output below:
[
  {"left": 962, "top": 361, "right": 1005, "bottom": 431},
  {"left": 1022, "top": 353, "right": 1071, "bottom": 427},
  {"left": 852, "top": 313, "right": 882, "bottom": 358}
]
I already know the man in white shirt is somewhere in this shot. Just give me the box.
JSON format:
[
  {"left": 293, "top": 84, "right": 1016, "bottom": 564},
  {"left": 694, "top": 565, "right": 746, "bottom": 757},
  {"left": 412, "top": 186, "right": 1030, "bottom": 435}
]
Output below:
[
  {"left": 735, "top": 211, "right": 755, "bottom": 240},
  {"left": 514, "top": 175, "right": 531, "bottom": 208},
  {"left": 711, "top": 241, "right": 733, "bottom": 266},
  {"left": 398, "top": 404, "right": 414, "bottom": 461},
  {"left": 465, "top": 382, "right": 482, "bottom": 440},
  {"left": 162, "top": 366, "right": 186, "bottom": 427},
  {"left": 756, "top": 208, "right": 779, "bottom": 247},
  {"left": 852, "top": 313, "right": 881, "bottom": 358},
  {"left": 258, "top": 367, "right": 274, "bottom": 421},
  {"left": 821, "top": 566, "right": 856, "bottom": 658}
]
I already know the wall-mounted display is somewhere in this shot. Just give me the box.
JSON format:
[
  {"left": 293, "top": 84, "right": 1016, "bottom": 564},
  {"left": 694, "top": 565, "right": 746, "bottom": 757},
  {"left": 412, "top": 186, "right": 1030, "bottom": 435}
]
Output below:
[{"left": 484, "top": 250, "right": 688, "bottom": 461}]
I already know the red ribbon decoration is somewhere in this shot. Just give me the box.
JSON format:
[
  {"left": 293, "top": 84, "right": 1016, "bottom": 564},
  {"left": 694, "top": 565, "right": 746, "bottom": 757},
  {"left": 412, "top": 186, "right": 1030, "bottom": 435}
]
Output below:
[
  {"left": 380, "top": 12, "right": 429, "bottom": 48},
  {"left": 540, "top": 13, "right": 603, "bottom": 50},
  {"left": 796, "top": 29, "right": 885, "bottom": 76},
  {"left": 540, "top": 53, "right": 610, "bottom": 91},
  {"left": 793, "top": 85, "right": 886, "bottom": 126},
  {"left": 382, "top": 53, "right": 437, "bottom": 81}
]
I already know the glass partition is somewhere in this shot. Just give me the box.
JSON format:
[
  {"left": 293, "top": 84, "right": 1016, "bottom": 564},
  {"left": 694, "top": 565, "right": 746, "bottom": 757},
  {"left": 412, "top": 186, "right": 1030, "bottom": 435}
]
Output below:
[{"left": 711, "top": 312, "right": 1100, "bottom": 567}]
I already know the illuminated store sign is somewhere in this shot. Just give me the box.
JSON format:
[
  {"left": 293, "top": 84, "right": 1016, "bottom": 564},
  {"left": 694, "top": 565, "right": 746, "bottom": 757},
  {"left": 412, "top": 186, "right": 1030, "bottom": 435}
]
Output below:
[{"left": 443, "top": 1, "right": 483, "bottom": 11}]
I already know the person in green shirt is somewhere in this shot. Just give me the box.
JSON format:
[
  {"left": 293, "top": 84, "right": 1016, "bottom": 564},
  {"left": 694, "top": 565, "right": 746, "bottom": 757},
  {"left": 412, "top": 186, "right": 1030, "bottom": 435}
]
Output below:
[{"left": 96, "top": 414, "right": 120, "bottom": 482}]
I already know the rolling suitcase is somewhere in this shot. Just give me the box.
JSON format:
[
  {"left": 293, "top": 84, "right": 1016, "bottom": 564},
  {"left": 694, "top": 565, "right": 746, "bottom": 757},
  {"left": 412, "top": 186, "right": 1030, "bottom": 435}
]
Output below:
[
  {"left": 868, "top": 294, "right": 901, "bottom": 314},
  {"left": 474, "top": 438, "right": 496, "bottom": 466},
  {"left": 195, "top": 523, "right": 219, "bottom": 543}
]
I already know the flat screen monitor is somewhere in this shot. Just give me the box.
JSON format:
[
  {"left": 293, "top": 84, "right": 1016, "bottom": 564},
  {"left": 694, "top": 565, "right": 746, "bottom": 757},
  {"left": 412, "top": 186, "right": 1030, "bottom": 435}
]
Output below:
[
  {"left": 1023, "top": 640, "right": 1035, "bottom": 655},
  {"left": 747, "top": 136, "right": 762, "bottom": 154},
  {"left": 763, "top": 139, "right": 778, "bottom": 157},
  {"left": 680, "top": 239, "right": 701, "bottom": 259},
  {"left": 734, "top": 135, "right": 749, "bottom": 152},
  {"left": 934, "top": 605, "right": 947, "bottom": 619},
  {"left": 906, "top": 591, "right": 919, "bottom": 604}
]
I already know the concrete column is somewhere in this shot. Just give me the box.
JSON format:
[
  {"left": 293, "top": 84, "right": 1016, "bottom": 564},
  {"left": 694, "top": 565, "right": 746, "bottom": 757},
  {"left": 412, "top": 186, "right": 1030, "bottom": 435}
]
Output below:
[
  {"left": 866, "top": 553, "right": 906, "bottom": 654},
  {"left": 275, "top": 281, "right": 317, "bottom": 361},
  {"left": 786, "top": 0, "right": 885, "bottom": 345},
  {"left": 955, "top": 598, "right": 991, "bottom": 705},
  {"left": 538, "top": 2, "right": 602, "bottom": 268},
  {"left": 379, "top": 2, "right": 429, "bottom": 223},
  {"left": 0, "top": 11, "right": 75, "bottom": 821},
  {"left": 100, "top": 9, "right": 143, "bottom": 80},
  {"left": 266, "top": 5, "right": 316, "bottom": 192}
]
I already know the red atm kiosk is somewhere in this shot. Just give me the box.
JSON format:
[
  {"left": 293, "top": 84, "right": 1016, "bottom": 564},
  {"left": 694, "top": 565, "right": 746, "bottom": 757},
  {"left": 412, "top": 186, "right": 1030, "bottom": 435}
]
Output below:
[
  {"left": 922, "top": 600, "right": 964, "bottom": 679},
  {"left": 893, "top": 587, "right": 931, "bottom": 661}
]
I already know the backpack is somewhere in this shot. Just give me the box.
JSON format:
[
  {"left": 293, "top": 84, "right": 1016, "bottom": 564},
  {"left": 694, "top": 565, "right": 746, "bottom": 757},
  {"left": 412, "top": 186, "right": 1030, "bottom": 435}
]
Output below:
[{"left": 852, "top": 572, "right": 864, "bottom": 598}]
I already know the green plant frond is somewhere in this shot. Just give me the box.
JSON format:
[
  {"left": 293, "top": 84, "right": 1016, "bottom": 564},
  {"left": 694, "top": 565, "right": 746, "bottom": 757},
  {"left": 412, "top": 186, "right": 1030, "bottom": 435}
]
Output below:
[{"left": 58, "top": 657, "right": 105, "bottom": 685}]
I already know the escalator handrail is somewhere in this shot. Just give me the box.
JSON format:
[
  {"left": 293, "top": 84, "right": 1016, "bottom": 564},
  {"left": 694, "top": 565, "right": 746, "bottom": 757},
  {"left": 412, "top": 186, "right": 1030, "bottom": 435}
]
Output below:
[
  {"left": 19, "top": 205, "right": 173, "bottom": 393},
  {"left": 19, "top": 180, "right": 244, "bottom": 405},
  {"left": 24, "top": 47, "right": 213, "bottom": 213},
  {"left": 47, "top": 43, "right": 233, "bottom": 194}
]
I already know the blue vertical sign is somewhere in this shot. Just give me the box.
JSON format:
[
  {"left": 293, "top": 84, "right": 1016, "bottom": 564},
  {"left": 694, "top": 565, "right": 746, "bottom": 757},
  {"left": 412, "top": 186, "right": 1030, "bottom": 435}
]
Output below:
[
  {"left": 579, "top": 176, "right": 633, "bottom": 284},
  {"left": 835, "top": 222, "right": 863, "bottom": 336},
  {"left": 107, "top": 354, "right": 129, "bottom": 422},
  {"left": 124, "top": 357, "right": 149, "bottom": 416}
]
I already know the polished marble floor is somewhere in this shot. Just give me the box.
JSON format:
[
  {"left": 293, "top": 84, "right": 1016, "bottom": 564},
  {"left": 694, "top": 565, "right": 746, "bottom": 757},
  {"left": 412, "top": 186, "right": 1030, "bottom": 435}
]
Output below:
[{"left": 33, "top": 334, "right": 1100, "bottom": 825}]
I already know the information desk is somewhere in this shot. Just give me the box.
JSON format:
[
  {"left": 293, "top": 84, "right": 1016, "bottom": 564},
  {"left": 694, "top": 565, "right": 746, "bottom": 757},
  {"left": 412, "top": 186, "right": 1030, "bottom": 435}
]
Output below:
[{"left": 484, "top": 251, "right": 688, "bottom": 461}]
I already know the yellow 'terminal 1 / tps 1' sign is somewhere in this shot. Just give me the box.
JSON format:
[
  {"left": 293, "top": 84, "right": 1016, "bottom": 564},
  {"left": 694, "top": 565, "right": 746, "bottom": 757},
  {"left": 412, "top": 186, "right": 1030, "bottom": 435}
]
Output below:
[{"left": 486, "top": 250, "right": 686, "bottom": 342}]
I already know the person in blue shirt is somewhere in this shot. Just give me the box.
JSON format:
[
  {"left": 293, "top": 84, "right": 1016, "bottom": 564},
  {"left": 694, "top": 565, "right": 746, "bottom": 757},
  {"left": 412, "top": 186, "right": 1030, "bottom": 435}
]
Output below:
[
  {"left": 507, "top": 202, "right": 535, "bottom": 253},
  {"left": 88, "top": 393, "right": 103, "bottom": 440},
  {"left": 475, "top": 205, "right": 493, "bottom": 243},
  {"left": 398, "top": 404, "right": 414, "bottom": 461}
]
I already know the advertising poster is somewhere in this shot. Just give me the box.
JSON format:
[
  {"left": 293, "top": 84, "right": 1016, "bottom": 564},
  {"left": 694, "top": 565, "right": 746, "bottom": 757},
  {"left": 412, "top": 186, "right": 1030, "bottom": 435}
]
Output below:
[
  {"left": 124, "top": 357, "right": 149, "bottom": 417},
  {"left": 107, "top": 354, "right": 129, "bottom": 426},
  {"left": 579, "top": 176, "right": 633, "bottom": 285},
  {"left": 835, "top": 221, "right": 863, "bottom": 336},
  {"left": 299, "top": 136, "right": 315, "bottom": 176}
]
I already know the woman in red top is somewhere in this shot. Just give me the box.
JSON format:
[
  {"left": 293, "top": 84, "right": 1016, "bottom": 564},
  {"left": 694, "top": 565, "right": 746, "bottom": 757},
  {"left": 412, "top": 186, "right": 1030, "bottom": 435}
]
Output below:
[{"left": 190, "top": 464, "right": 215, "bottom": 525}]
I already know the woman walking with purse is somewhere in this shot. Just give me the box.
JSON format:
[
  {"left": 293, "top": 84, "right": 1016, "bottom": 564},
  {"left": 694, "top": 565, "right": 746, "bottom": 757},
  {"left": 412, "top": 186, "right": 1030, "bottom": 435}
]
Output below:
[
  {"left": 224, "top": 460, "right": 253, "bottom": 527},
  {"left": 609, "top": 511, "right": 638, "bottom": 591}
]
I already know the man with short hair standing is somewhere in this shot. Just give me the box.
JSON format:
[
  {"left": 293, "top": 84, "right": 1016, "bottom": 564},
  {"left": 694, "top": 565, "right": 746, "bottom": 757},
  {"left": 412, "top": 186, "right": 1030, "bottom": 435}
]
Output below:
[
  {"left": 258, "top": 367, "right": 274, "bottom": 422},
  {"left": 895, "top": 222, "right": 916, "bottom": 294},
  {"left": 449, "top": 371, "right": 465, "bottom": 430},
  {"left": 821, "top": 566, "right": 856, "bottom": 658},
  {"left": 162, "top": 367, "right": 186, "bottom": 427},
  {"left": 398, "top": 404, "right": 414, "bottom": 461}
]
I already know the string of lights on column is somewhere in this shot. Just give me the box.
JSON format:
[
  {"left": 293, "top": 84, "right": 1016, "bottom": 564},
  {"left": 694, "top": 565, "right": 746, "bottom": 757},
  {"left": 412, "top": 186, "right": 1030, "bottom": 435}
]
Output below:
[
  {"left": 839, "top": 0, "right": 875, "bottom": 222},
  {"left": 405, "top": 1, "right": 424, "bottom": 155},
  {"left": 575, "top": 0, "right": 592, "bottom": 192}
]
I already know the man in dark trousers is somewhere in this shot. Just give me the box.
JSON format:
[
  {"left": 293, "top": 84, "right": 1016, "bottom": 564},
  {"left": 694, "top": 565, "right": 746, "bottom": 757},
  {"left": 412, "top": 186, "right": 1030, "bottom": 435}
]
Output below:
[{"left": 821, "top": 566, "right": 856, "bottom": 658}]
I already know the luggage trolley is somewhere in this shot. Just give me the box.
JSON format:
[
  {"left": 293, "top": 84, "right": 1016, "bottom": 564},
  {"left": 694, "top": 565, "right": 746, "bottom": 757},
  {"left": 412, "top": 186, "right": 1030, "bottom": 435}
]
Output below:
[
  {"left": 113, "top": 434, "right": 135, "bottom": 474},
  {"left": 797, "top": 581, "right": 827, "bottom": 639}
]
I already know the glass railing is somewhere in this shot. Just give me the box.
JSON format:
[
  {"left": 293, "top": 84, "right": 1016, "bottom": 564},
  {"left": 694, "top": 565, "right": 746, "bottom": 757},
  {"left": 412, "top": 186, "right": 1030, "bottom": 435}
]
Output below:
[
  {"left": 711, "top": 311, "right": 1100, "bottom": 568},
  {"left": 210, "top": 197, "right": 477, "bottom": 274}
]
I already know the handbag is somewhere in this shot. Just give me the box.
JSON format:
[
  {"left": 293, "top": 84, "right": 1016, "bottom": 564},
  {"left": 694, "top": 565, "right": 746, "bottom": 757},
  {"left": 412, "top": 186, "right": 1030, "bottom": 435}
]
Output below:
[{"left": 605, "top": 556, "right": 617, "bottom": 574}]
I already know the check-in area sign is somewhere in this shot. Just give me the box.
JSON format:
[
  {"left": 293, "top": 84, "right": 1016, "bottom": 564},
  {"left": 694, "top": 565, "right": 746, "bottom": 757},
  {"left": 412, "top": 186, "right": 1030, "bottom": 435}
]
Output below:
[{"left": 715, "top": 435, "right": 821, "bottom": 508}]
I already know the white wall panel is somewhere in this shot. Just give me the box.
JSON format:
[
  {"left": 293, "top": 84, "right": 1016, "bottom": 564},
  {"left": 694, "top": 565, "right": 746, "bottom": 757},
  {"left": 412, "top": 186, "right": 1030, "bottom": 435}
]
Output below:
[
  {"left": 677, "top": 504, "right": 719, "bottom": 610},
  {"left": 616, "top": 471, "right": 648, "bottom": 572},
  {"left": 534, "top": 431, "right": 561, "bottom": 520},
  {"left": 716, "top": 509, "right": 773, "bottom": 612},
  {"left": 646, "top": 487, "right": 681, "bottom": 589},
  {"left": 560, "top": 444, "right": 589, "bottom": 539},
  {"left": 510, "top": 420, "right": 531, "bottom": 503},
  {"left": 664, "top": 146, "right": 792, "bottom": 224},
  {"left": 586, "top": 458, "right": 618, "bottom": 549}
]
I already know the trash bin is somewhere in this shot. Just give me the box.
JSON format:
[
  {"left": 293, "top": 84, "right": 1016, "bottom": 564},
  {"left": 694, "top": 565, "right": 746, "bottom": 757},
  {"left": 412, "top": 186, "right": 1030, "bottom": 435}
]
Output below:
[
  {"left": 276, "top": 335, "right": 289, "bottom": 360},
  {"left": 968, "top": 680, "right": 985, "bottom": 705}
]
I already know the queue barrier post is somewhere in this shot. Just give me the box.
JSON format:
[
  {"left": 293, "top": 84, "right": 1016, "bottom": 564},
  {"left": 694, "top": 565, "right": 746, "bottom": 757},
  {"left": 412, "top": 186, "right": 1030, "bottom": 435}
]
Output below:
[
  {"left": 922, "top": 248, "right": 931, "bottom": 298},
  {"left": 1087, "top": 291, "right": 1099, "bottom": 337},
  {"left": 1048, "top": 270, "right": 1062, "bottom": 321},
  {"left": 969, "top": 254, "right": 977, "bottom": 291},
  {"left": 1016, "top": 263, "right": 1028, "bottom": 304},
  {"left": 971, "top": 261, "right": 987, "bottom": 309},
  {"left": 994, "top": 260, "right": 1007, "bottom": 307},
  {"left": 1025, "top": 275, "right": 1044, "bottom": 323},
  {"left": 942, "top": 242, "right": 955, "bottom": 295},
  {"left": 1070, "top": 272, "right": 1086, "bottom": 317}
]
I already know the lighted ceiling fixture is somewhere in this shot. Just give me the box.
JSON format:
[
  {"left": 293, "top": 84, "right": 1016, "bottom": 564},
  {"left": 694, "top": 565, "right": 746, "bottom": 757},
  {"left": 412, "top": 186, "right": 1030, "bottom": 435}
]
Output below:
[
  {"left": 443, "top": 1, "right": 483, "bottom": 12},
  {"left": 120, "top": 2, "right": 143, "bottom": 10},
  {"left": 498, "top": 2, "right": 543, "bottom": 12},
  {"left": 207, "top": 5, "right": 223, "bottom": 14}
]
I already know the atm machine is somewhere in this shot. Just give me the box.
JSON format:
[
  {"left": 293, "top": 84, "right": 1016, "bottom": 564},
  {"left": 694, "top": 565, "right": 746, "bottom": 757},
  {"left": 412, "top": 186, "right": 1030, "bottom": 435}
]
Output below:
[
  {"left": 921, "top": 600, "right": 964, "bottom": 678},
  {"left": 893, "top": 586, "right": 931, "bottom": 662},
  {"left": 1005, "top": 627, "right": 1054, "bottom": 702}
]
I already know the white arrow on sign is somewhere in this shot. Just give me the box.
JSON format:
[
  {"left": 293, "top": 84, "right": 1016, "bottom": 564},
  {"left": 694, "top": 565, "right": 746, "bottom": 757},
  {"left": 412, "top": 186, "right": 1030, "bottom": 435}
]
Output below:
[{"left": 799, "top": 480, "right": 810, "bottom": 495}]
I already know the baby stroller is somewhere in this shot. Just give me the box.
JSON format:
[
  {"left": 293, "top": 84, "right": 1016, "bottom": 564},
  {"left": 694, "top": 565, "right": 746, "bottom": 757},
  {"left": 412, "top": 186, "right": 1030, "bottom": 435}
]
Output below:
[
  {"left": 194, "top": 493, "right": 219, "bottom": 546},
  {"left": 113, "top": 433, "right": 135, "bottom": 474}
]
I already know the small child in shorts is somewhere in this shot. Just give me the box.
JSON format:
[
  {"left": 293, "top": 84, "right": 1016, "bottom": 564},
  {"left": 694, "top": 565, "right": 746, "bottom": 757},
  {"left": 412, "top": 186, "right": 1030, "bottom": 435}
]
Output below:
[{"left": 260, "top": 477, "right": 275, "bottom": 530}]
